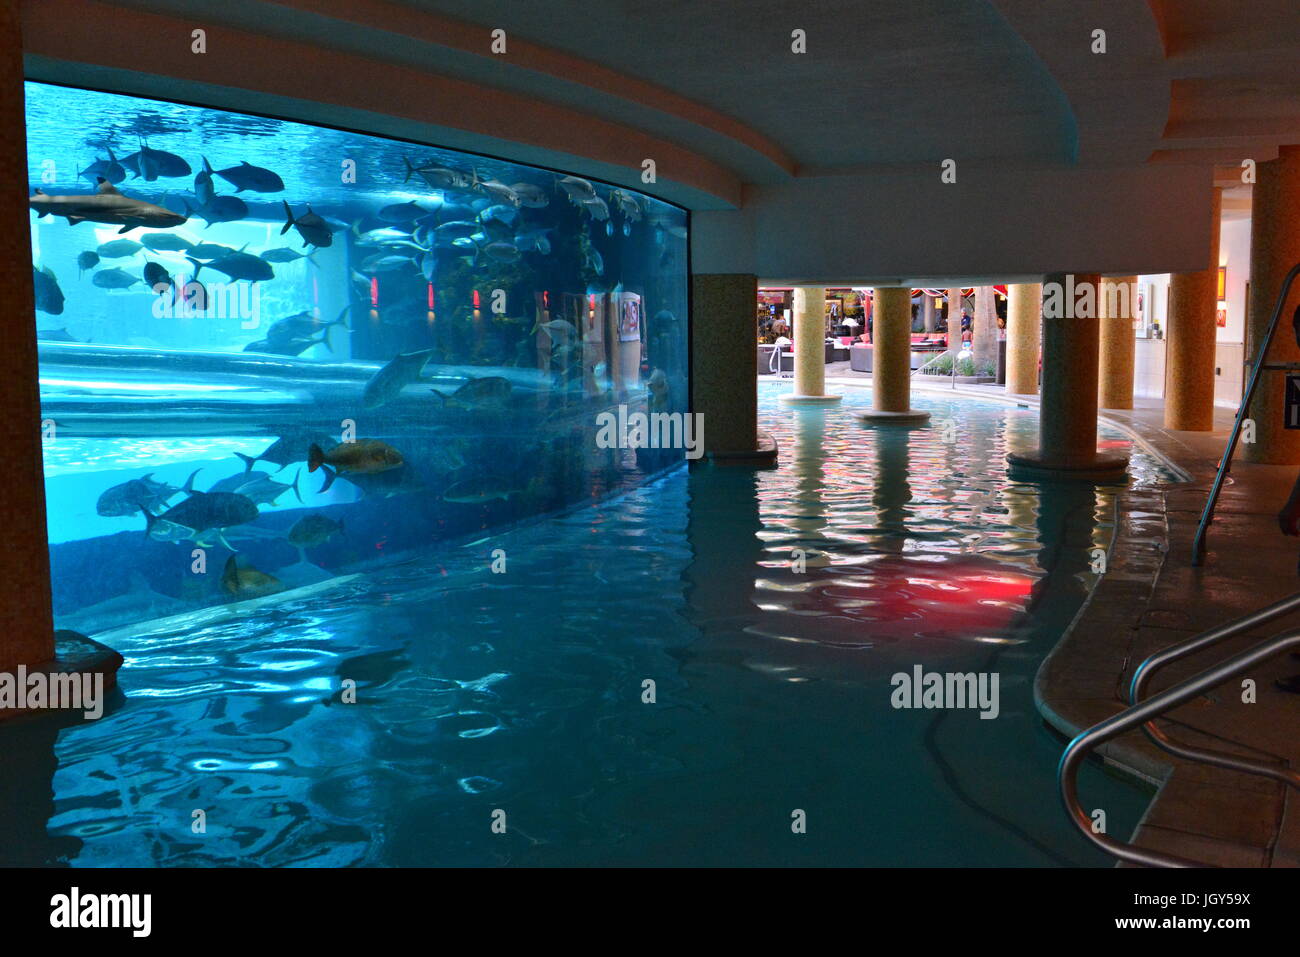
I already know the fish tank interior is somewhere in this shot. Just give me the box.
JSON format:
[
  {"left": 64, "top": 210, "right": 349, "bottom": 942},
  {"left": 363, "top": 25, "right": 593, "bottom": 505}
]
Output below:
[{"left": 26, "top": 81, "right": 690, "bottom": 634}]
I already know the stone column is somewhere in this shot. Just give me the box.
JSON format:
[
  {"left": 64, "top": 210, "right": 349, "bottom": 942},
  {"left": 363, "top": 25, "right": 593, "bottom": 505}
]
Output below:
[
  {"left": 0, "top": 3, "right": 55, "bottom": 673},
  {"left": 1006, "top": 282, "right": 1041, "bottom": 395},
  {"left": 691, "top": 273, "right": 774, "bottom": 464},
  {"left": 1098, "top": 275, "right": 1137, "bottom": 410},
  {"left": 922, "top": 293, "right": 938, "bottom": 333},
  {"left": 945, "top": 286, "right": 964, "bottom": 356},
  {"left": 1165, "top": 189, "right": 1221, "bottom": 430},
  {"left": 1244, "top": 148, "right": 1300, "bottom": 464},
  {"left": 1007, "top": 273, "right": 1128, "bottom": 479},
  {"left": 782, "top": 285, "right": 841, "bottom": 405},
  {"left": 859, "top": 286, "right": 929, "bottom": 424}
]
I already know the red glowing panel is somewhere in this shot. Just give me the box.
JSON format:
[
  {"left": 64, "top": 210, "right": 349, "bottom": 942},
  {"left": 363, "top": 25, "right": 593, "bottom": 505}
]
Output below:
[
  {"left": 472, "top": 289, "right": 481, "bottom": 308},
  {"left": 427, "top": 283, "right": 435, "bottom": 310},
  {"left": 369, "top": 276, "right": 379, "bottom": 307}
]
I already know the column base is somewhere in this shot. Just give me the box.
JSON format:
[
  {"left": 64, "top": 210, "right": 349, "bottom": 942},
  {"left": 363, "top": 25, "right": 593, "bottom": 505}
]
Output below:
[
  {"left": 857, "top": 409, "right": 931, "bottom": 426},
  {"left": 0, "top": 630, "right": 124, "bottom": 724},
  {"left": 1006, "top": 449, "right": 1130, "bottom": 483},
  {"left": 778, "top": 393, "right": 842, "bottom": 406},
  {"left": 704, "top": 430, "right": 779, "bottom": 467}
]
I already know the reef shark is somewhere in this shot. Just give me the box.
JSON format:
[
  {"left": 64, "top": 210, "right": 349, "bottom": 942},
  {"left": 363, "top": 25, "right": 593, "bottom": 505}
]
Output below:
[{"left": 29, "top": 177, "right": 187, "bottom": 233}]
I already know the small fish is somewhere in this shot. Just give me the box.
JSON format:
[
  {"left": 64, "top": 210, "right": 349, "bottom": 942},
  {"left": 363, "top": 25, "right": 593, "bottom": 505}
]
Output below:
[
  {"left": 92, "top": 267, "right": 140, "bottom": 290},
  {"left": 235, "top": 430, "right": 336, "bottom": 472},
  {"left": 471, "top": 170, "right": 519, "bottom": 206},
  {"left": 432, "top": 221, "right": 480, "bottom": 244},
  {"left": 214, "top": 160, "right": 285, "bottom": 193},
  {"left": 378, "top": 201, "right": 429, "bottom": 224},
  {"left": 443, "top": 477, "right": 521, "bottom": 505},
  {"left": 531, "top": 317, "right": 578, "bottom": 340},
  {"left": 611, "top": 189, "right": 643, "bottom": 222},
  {"left": 583, "top": 246, "right": 604, "bottom": 276},
  {"left": 357, "top": 252, "right": 417, "bottom": 274},
  {"left": 183, "top": 195, "right": 249, "bottom": 228},
  {"left": 143, "top": 261, "right": 171, "bottom": 293},
  {"left": 95, "top": 239, "right": 143, "bottom": 259},
  {"left": 478, "top": 241, "right": 520, "bottom": 264},
  {"left": 222, "top": 555, "right": 284, "bottom": 599},
  {"left": 581, "top": 196, "right": 610, "bottom": 222},
  {"left": 243, "top": 332, "right": 332, "bottom": 357},
  {"left": 431, "top": 376, "right": 512, "bottom": 410},
  {"left": 78, "top": 146, "right": 125, "bottom": 185},
  {"left": 96, "top": 468, "right": 200, "bottom": 517},
  {"left": 262, "top": 304, "right": 351, "bottom": 350},
  {"left": 32, "top": 266, "right": 65, "bottom": 314},
  {"left": 187, "top": 250, "right": 274, "bottom": 283},
  {"left": 194, "top": 156, "right": 216, "bottom": 206},
  {"left": 187, "top": 243, "right": 234, "bottom": 261},
  {"left": 259, "top": 247, "right": 317, "bottom": 265},
  {"left": 208, "top": 468, "right": 301, "bottom": 506},
  {"left": 511, "top": 183, "right": 549, "bottom": 208},
  {"left": 120, "top": 141, "right": 191, "bottom": 180},
  {"left": 143, "top": 491, "right": 259, "bottom": 549},
  {"left": 140, "top": 233, "right": 195, "bottom": 253},
  {"left": 281, "top": 201, "right": 334, "bottom": 248},
  {"left": 557, "top": 175, "right": 596, "bottom": 203},
  {"left": 308, "top": 440, "right": 404, "bottom": 493},
  {"left": 402, "top": 157, "right": 471, "bottom": 189},
  {"left": 513, "top": 228, "right": 552, "bottom": 255},
  {"left": 287, "top": 513, "right": 344, "bottom": 556},
  {"left": 362, "top": 349, "right": 434, "bottom": 409},
  {"left": 76, "top": 250, "right": 100, "bottom": 277}
]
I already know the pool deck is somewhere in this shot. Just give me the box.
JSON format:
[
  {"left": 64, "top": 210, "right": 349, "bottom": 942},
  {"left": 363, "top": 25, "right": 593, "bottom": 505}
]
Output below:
[{"left": 816, "top": 366, "right": 1300, "bottom": 867}]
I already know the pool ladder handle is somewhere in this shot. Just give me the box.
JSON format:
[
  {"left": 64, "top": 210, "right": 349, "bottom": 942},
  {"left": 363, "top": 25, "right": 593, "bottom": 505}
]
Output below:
[
  {"left": 1192, "top": 262, "right": 1300, "bottom": 567},
  {"left": 1060, "top": 598, "right": 1300, "bottom": 867}
]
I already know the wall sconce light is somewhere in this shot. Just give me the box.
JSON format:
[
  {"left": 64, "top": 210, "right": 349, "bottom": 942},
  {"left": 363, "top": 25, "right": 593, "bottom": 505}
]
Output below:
[{"left": 1217, "top": 266, "right": 1227, "bottom": 302}]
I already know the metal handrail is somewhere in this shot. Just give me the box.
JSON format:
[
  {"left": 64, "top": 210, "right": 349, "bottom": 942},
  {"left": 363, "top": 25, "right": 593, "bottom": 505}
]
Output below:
[
  {"left": 1192, "top": 262, "right": 1300, "bottom": 566},
  {"left": 1060, "top": 628, "right": 1300, "bottom": 867},
  {"left": 1129, "top": 592, "right": 1300, "bottom": 789}
]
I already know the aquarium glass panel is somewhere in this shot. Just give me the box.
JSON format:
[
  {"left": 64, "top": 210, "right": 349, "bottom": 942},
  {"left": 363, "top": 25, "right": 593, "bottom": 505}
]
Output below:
[{"left": 26, "top": 82, "right": 690, "bottom": 634}]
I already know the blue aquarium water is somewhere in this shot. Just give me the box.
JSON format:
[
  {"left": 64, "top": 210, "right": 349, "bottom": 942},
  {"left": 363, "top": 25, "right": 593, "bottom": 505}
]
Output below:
[
  {"left": 4, "top": 376, "right": 1164, "bottom": 866},
  {"left": 26, "top": 81, "right": 688, "bottom": 630}
]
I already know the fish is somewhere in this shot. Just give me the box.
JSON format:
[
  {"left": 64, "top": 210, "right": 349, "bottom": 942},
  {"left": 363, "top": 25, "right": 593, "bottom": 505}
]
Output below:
[
  {"left": 511, "top": 183, "right": 549, "bottom": 208},
  {"left": 648, "top": 368, "right": 669, "bottom": 410},
  {"left": 281, "top": 201, "right": 335, "bottom": 248},
  {"left": 78, "top": 146, "right": 125, "bottom": 185},
  {"left": 261, "top": 304, "right": 351, "bottom": 350},
  {"left": 478, "top": 241, "right": 521, "bottom": 264},
  {"left": 120, "top": 141, "right": 192, "bottom": 180},
  {"left": 242, "top": 332, "right": 332, "bottom": 357},
  {"left": 32, "top": 266, "right": 65, "bottom": 314},
  {"left": 361, "top": 348, "right": 434, "bottom": 408},
  {"left": 259, "top": 246, "right": 317, "bottom": 265},
  {"left": 182, "top": 194, "right": 249, "bottom": 228},
  {"left": 471, "top": 169, "right": 519, "bottom": 206},
  {"left": 337, "top": 463, "right": 423, "bottom": 499},
  {"left": 95, "top": 238, "right": 143, "bottom": 259},
  {"left": 430, "top": 376, "right": 512, "bottom": 410},
  {"left": 235, "top": 430, "right": 336, "bottom": 472},
  {"left": 140, "top": 233, "right": 195, "bottom": 253},
  {"left": 531, "top": 317, "right": 577, "bottom": 340},
  {"left": 431, "top": 221, "right": 480, "bottom": 244},
  {"left": 287, "top": 513, "right": 344, "bottom": 556},
  {"left": 207, "top": 468, "right": 301, "bottom": 506},
  {"left": 478, "top": 204, "right": 519, "bottom": 228},
  {"left": 357, "top": 252, "right": 417, "bottom": 274},
  {"left": 308, "top": 440, "right": 404, "bottom": 493},
  {"left": 75, "top": 250, "right": 100, "bottom": 277},
  {"left": 143, "top": 261, "right": 171, "bottom": 293},
  {"left": 513, "top": 228, "right": 552, "bottom": 254},
  {"left": 186, "top": 250, "right": 274, "bottom": 282},
  {"left": 557, "top": 175, "right": 597, "bottom": 203},
  {"left": 55, "top": 571, "right": 192, "bottom": 633},
  {"left": 214, "top": 160, "right": 285, "bottom": 193},
  {"left": 401, "top": 157, "right": 471, "bottom": 189},
  {"left": 92, "top": 267, "right": 140, "bottom": 290},
  {"left": 187, "top": 242, "right": 234, "bottom": 261},
  {"left": 221, "top": 555, "right": 284, "bottom": 599},
  {"left": 351, "top": 223, "right": 413, "bottom": 244},
  {"left": 581, "top": 196, "right": 610, "bottom": 221},
  {"left": 611, "top": 189, "right": 642, "bottom": 222},
  {"left": 96, "top": 468, "right": 200, "bottom": 517},
  {"left": 28, "top": 178, "right": 187, "bottom": 233},
  {"left": 583, "top": 246, "right": 604, "bottom": 276},
  {"left": 377, "top": 201, "right": 429, "bottom": 223},
  {"left": 143, "top": 491, "right": 259, "bottom": 549},
  {"left": 194, "top": 156, "right": 216, "bottom": 206},
  {"left": 443, "top": 477, "right": 521, "bottom": 505}
]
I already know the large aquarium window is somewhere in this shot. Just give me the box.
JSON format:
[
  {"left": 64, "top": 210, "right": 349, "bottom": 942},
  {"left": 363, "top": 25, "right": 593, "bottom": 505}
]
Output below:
[{"left": 26, "top": 82, "right": 690, "bottom": 634}]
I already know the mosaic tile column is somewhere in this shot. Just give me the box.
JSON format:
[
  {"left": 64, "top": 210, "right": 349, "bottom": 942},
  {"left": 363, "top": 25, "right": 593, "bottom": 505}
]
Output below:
[
  {"left": 921, "top": 293, "right": 938, "bottom": 333},
  {"left": 1244, "top": 147, "right": 1300, "bottom": 464},
  {"left": 859, "top": 286, "right": 928, "bottom": 424},
  {"left": 782, "top": 286, "right": 840, "bottom": 405},
  {"left": 0, "top": 3, "right": 55, "bottom": 671},
  {"left": 1006, "top": 282, "right": 1041, "bottom": 395},
  {"left": 1007, "top": 273, "right": 1128, "bottom": 479},
  {"left": 945, "top": 286, "right": 964, "bottom": 356},
  {"left": 1166, "top": 189, "right": 1221, "bottom": 431},
  {"left": 1098, "top": 275, "right": 1137, "bottom": 410},
  {"left": 690, "top": 273, "right": 759, "bottom": 456}
]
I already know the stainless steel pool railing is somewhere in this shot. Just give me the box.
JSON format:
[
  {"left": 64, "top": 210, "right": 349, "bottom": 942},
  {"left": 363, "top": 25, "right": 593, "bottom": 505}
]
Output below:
[
  {"left": 1192, "top": 262, "right": 1300, "bottom": 567},
  {"left": 1059, "top": 621, "right": 1300, "bottom": 867},
  {"left": 1129, "top": 592, "right": 1300, "bottom": 789}
]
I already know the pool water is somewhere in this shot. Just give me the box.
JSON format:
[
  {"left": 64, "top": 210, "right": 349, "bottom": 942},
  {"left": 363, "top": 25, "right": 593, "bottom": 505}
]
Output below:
[{"left": 9, "top": 382, "right": 1163, "bottom": 867}]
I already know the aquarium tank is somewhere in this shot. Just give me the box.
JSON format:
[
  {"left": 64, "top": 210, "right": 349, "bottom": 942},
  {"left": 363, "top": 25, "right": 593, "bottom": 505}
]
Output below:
[{"left": 25, "top": 81, "right": 690, "bottom": 634}]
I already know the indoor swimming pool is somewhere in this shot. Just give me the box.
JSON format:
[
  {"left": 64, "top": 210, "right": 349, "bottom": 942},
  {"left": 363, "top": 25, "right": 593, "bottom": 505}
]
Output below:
[{"left": 4, "top": 382, "right": 1172, "bottom": 867}]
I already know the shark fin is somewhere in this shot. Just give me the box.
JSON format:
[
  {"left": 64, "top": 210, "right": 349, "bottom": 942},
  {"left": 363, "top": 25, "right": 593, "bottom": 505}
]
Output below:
[{"left": 96, "top": 177, "right": 119, "bottom": 194}]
